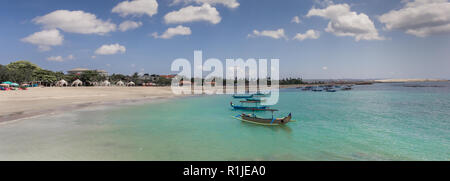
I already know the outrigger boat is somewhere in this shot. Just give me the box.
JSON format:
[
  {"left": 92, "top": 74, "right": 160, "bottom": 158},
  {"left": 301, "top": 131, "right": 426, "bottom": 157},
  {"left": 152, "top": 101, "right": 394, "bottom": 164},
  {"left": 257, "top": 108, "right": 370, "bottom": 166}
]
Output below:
[
  {"left": 232, "top": 94, "right": 254, "bottom": 99},
  {"left": 246, "top": 98, "right": 264, "bottom": 102},
  {"left": 230, "top": 102, "right": 269, "bottom": 111},
  {"left": 252, "top": 92, "right": 270, "bottom": 97},
  {"left": 234, "top": 112, "right": 292, "bottom": 126}
]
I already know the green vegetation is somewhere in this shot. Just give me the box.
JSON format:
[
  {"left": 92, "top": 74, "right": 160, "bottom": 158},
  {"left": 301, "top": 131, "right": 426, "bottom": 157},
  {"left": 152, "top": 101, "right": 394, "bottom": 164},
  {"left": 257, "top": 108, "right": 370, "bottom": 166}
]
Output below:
[{"left": 0, "top": 61, "right": 175, "bottom": 86}]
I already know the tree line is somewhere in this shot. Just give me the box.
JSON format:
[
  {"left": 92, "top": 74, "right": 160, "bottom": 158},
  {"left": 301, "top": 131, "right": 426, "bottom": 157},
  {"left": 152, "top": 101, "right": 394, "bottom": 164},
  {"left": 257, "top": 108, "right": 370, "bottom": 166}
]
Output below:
[{"left": 0, "top": 61, "right": 171, "bottom": 86}]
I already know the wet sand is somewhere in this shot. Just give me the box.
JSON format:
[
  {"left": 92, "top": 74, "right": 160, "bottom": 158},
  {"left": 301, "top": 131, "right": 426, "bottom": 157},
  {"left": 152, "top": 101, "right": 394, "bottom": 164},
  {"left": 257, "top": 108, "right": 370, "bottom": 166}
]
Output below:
[{"left": 0, "top": 87, "right": 181, "bottom": 123}]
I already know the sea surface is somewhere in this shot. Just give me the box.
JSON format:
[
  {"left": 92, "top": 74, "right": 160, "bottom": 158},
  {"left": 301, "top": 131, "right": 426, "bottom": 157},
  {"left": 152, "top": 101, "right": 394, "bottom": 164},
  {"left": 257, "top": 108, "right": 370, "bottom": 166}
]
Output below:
[{"left": 0, "top": 82, "right": 449, "bottom": 160}]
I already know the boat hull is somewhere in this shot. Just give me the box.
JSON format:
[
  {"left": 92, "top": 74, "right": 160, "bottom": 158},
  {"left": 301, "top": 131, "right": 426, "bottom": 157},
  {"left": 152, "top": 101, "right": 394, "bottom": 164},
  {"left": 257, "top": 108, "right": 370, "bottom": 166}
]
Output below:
[
  {"left": 232, "top": 95, "right": 253, "bottom": 99},
  {"left": 237, "top": 114, "right": 292, "bottom": 125}
]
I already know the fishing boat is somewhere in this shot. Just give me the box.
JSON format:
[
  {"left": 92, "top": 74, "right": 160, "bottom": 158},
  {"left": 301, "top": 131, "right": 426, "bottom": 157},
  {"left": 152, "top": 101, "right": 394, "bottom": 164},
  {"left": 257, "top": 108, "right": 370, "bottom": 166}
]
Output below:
[
  {"left": 341, "top": 86, "right": 352, "bottom": 91},
  {"left": 246, "top": 98, "right": 264, "bottom": 102},
  {"left": 232, "top": 94, "right": 254, "bottom": 99},
  {"left": 234, "top": 113, "right": 292, "bottom": 126},
  {"left": 252, "top": 92, "right": 270, "bottom": 97},
  {"left": 230, "top": 102, "right": 269, "bottom": 111}
]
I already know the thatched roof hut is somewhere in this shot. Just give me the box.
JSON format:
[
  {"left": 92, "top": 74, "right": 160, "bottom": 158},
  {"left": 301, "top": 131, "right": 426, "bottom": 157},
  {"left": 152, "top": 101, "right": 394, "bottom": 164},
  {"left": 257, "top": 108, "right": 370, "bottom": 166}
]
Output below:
[
  {"left": 102, "top": 80, "right": 111, "bottom": 86},
  {"left": 71, "top": 79, "right": 83, "bottom": 87},
  {"left": 126, "top": 82, "right": 136, "bottom": 87},
  {"left": 116, "top": 80, "right": 125, "bottom": 86},
  {"left": 56, "top": 80, "right": 68, "bottom": 87}
]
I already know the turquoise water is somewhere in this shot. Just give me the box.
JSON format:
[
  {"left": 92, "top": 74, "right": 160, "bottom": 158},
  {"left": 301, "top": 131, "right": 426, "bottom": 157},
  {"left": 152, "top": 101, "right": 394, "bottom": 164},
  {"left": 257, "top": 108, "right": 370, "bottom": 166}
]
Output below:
[{"left": 0, "top": 82, "right": 449, "bottom": 160}]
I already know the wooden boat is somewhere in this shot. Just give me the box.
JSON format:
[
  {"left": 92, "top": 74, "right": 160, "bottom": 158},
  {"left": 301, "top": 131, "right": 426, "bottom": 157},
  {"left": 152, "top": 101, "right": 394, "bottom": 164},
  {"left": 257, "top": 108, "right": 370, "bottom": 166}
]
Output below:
[
  {"left": 232, "top": 94, "right": 253, "bottom": 99},
  {"left": 234, "top": 113, "right": 292, "bottom": 126},
  {"left": 230, "top": 102, "right": 268, "bottom": 111},
  {"left": 252, "top": 92, "right": 270, "bottom": 97},
  {"left": 246, "top": 98, "right": 262, "bottom": 101}
]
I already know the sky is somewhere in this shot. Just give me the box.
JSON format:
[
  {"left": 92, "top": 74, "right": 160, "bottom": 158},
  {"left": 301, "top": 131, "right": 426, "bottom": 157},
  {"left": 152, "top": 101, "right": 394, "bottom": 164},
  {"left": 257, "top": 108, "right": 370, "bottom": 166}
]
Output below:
[{"left": 0, "top": 0, "right": 449, "bottom": 79}]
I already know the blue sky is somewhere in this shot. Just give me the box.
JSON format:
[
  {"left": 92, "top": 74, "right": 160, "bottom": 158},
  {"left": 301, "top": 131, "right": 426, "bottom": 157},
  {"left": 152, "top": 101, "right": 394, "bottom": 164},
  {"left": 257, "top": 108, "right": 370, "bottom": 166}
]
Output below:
[{"left": 0, "top": 0, "right": 449, "bottom": 79}]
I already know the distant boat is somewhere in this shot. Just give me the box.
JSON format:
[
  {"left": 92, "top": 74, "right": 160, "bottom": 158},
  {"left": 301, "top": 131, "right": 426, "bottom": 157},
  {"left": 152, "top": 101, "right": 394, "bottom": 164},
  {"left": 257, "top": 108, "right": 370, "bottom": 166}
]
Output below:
[
  {"left": 301, "top": 86, "right": 313, "bottom": 91},
  {"left": 326, "top": 89, "right": 337, "bottom": 92},
  {"left": 234, "top": 113, "right": 292, "bottom": 126},
  {"left": 341, "top": 86, "right": 352, "bottom": 91},
  {"left": 232, "top": 94, "right": 253, "bottom": 99},
  {"left": 312, "top": 87, "right": 323, "bottom": 92}
]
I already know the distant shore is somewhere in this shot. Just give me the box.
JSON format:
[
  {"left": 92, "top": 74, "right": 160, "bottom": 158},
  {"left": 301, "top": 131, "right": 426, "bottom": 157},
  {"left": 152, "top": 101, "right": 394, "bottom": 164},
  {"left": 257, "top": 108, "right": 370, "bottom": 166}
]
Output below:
[
  {"left": 374, "top": 79, "right": 449, "bottom": 83},
  {"left": 0, "top": 87, "right": 184, "bottom": 124}
]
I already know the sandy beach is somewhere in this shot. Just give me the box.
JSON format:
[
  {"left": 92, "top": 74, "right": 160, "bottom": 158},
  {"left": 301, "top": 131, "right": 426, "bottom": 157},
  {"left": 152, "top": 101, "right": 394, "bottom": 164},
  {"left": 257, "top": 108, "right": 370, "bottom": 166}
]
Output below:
[{"left": 0, "top": 87, "right": 181, "bottom": 123}]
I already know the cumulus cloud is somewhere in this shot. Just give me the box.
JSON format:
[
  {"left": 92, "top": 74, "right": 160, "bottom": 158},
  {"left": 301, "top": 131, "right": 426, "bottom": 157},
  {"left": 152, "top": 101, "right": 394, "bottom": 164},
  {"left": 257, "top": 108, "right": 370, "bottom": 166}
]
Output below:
[
  {"left": 293, "top": 29, "right": 320, "bottom": 41},
  {"left": 21, "top": 29, "right": 63, "bottom": 51},
  {"left": 47, "top": 54, "right": 75, "bottom": 62},
  {"left": 306, "top": 3, "right": 384, "bottom": 41},
  {"left": 379, "top": 0, "right": 450, "bottom": 37},
  {"left": 164, "top": 4, "right": 221, "bottom": 24},
  {"left": 112, "top": 0, "right": 158, "bottom": 17},
  {"left": 171, "top": 0, "right": 240, "bottom": 9},
  {"left": 291, "top": 16, "right": 301, "bottom": 24},
  {"left": 95, "top": 43, "right": 126, "bottom": 55},
  {"left": 152, "top": 25, "right": 192, "bottom": 39},
  {"left": 248, "top": 29, "right": 287, "bottom": 40},
  {"left": 33, "top": 10, "right": 116, "bottom": 35},
  {"left": 119, "top": 20, "right": 143, "bottom": 32}
]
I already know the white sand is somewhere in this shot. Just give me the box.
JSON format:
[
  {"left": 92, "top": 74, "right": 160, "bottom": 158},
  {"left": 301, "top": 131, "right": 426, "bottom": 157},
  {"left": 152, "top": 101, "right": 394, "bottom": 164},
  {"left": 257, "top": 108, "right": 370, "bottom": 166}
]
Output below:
[{"left": 0, "top": 87, "right": 181, "bottom": 122}]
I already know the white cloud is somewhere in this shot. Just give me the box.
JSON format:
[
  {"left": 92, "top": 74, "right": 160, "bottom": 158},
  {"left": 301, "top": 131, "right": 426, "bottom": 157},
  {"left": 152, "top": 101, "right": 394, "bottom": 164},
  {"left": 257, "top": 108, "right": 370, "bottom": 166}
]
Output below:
[
  {"left": 293, "top": 29, "right": 320, "bottom": 41},
  {"left": 67, "top": 54, "right": 75, "bottom": 60},
  {"left": 95, "top": 43, "right": 126, "bottom": 55},
  {"left": 119, "top": 21, "right": 143, "bottom": 32},
  {"left": 47, "top": 56, "right": 64, "bottom": 62},
  {"left": 379, "top": 0, "right": 450, "bottom": 37},
  {"left": 248, "top": 29, "right": 287, "bottom": 40},
  {"left": 21, "top": 29, "right": 63, "bottom": 51},
  {"left": 47, "top": 54, "right": 75, "bottom": 62},
  {"left": 33, "top": 10, "right": 116, "bottom": 35},
  {"left": 152, "top": 25, "right": 192, "bottom": 39},
  {"left": 164, "top": 4, "right": 221, "bottom": 24},
  {"left": 291, "top": 16, "right": 301, "bottom": 24},
  {"left": 171, "top": 0, "right": 240, "bottom": 9},
  {"left": 112, "top": 0, "right": 158, "bottom": 17},
  {"left": 322, "top": 66, "right": 328, "bottom": 70},
  {"left": 306, "top": 3, "right": 384, "bottom": 41}
]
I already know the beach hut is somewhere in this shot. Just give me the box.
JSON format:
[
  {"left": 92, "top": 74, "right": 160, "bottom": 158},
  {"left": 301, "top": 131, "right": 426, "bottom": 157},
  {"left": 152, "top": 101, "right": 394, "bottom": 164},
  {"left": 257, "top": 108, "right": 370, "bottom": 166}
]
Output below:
[
  {"left": 126, "top": 82, "right": 136, "bottom": 87},
  {"left": 71, "top": 79, "right": 83, "bottom": 87},
  {"left": 56, "top": 80, "right": 68, "bottom": 87},
  {"left": 102, "top": 80, "right": 111, "bottom": 86},
  {"left": 116, "top": 80, "right": 125, "bottom": 86}
]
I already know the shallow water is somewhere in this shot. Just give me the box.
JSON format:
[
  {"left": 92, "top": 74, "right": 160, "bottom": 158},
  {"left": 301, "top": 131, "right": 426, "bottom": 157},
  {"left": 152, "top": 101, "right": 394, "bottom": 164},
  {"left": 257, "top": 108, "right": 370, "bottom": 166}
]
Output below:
[{"left": 0, "top": 82, "right": 449, "bottom": 160}]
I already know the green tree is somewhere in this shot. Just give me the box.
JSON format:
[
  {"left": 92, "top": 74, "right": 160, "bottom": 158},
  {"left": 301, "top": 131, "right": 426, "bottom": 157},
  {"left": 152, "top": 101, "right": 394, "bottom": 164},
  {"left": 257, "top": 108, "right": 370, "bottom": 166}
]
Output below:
[
  {"left": 33, "top": 69, "right": 58, "bottom": 86},
  {"left": 80, "top": 70, "right": 102, "bottom": 85},
  {"left": 6, "top": 60, "right": 42, "bottom": 83}
]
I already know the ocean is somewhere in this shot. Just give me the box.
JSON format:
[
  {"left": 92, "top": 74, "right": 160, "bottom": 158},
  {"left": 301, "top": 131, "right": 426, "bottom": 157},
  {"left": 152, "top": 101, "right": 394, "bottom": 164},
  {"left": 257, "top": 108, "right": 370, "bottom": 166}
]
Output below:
[{"left": 0, "top": 82, "right": 449, "bottom": 160}]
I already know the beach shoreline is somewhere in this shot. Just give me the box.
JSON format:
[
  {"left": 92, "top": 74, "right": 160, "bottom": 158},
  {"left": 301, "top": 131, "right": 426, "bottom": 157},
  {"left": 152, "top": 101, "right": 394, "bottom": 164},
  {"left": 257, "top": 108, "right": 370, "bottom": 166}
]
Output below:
[{"left": 0, "top": 87, "right": 185, "bottom": 124}]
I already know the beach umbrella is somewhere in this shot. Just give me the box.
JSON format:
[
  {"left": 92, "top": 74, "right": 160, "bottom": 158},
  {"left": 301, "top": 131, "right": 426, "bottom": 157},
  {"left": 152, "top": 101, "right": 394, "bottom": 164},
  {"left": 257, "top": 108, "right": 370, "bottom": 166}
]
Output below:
[
  {"left": 11, "top": 83, "right": 19, "bottom": 87},
  {"left": 2, "top": 81, "right": 12, "bottom": 85}
]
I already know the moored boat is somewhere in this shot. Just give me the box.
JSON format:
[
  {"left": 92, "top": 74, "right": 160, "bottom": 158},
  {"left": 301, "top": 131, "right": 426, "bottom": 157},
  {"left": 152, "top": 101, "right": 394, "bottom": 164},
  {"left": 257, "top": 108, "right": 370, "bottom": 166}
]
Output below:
[
  {"left": 235, "top": 113, "right": 292, "bottom": 126},
  {"left": 232, "top": 94, "right": 254, "bottom": 99},
  {"left": 230, "top": 102, "right": 269, "bottom": 111}
]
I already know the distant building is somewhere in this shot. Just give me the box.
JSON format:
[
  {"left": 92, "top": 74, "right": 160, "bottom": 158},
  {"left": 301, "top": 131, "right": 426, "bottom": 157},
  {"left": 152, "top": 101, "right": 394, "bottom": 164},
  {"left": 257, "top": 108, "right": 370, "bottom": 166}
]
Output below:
[{"left": 67, "top": 68, "right": 108, "bottom": 76}]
